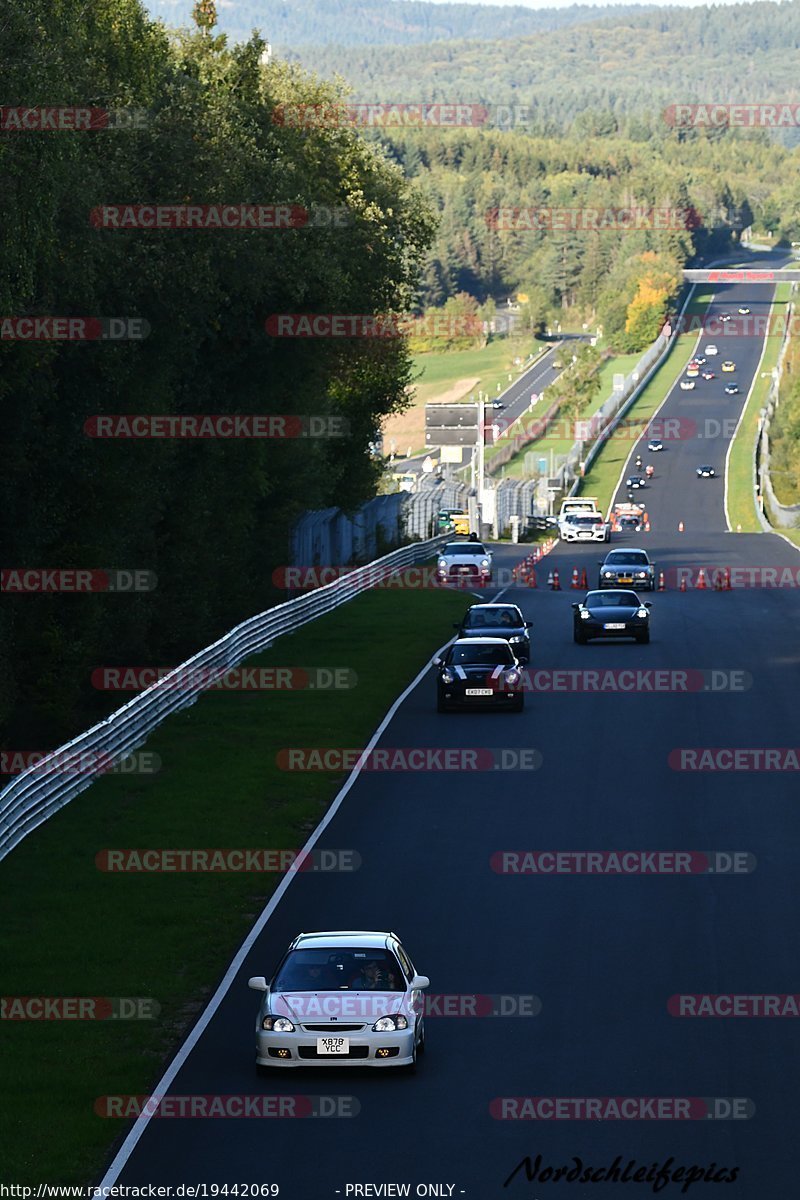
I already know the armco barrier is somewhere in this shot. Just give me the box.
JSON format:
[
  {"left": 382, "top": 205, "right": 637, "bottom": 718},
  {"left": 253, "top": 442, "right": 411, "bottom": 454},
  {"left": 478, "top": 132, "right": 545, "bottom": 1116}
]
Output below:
[{"left": 0, "top": 534, "right": 448, "bottom": 863}]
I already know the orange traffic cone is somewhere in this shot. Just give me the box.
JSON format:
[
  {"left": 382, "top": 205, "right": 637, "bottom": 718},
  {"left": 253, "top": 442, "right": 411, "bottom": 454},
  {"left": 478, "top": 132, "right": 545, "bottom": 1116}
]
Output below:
[
  {"left": 678, "top": 521, "right": 684, "bottom": 533},
  {"left": 658, "top": 571, "right": 666, "bottom": 591},
  {"left": 552, "top": 570, "right": 561, "bottom": 591},
  {"left": 547, "top": 570, "right": 555, "bottom": 589},
  {"left": 723, "top": 566, "right": 732, "bottom": 591},
  {"left": 679, "top": 576, "right": 687, "bottom": 592},
  {"left": 579, "top": 568, "right": 588, "bottom": 589},
  {"left": 527, "top": 568, "right": 537, "bottom": 588},
  {"left": 570, "top": 567, "right": 580, "bottom": 589},
  {"left": 713, "top": 570, "right": 724, "bottom": 591},
  {"left": 697, "top": 568, "right": 707, "bottom": 590},
  {"left": 644, "top": 521, "right": 651, "bottom": 533}
]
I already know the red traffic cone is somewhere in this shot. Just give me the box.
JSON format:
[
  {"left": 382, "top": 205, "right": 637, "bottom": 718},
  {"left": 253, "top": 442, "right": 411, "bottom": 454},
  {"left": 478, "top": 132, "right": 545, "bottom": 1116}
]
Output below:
[
  {"left": 644, "top": 521, "right": 651, "bottom": 532},
  {"left": 723, "top": 566, "right": 732, "bottom": 591},
  {"left": 570, "top": 567, "right": 580, "bottom": 589},
  {"left": 527, "top": 567, "right": 537, "bottom": 588},
  {"left": 579, "top": 568, "right": 588, "bottom": 589},
  {"left": 679, "top": 576, "right": 687, "bottom": 592},
  {"left": 713, "top": 569, "right": 724, "bottom": 591},
  {"left": 678, "top": 520, "right": 684, "bottom": 533},
  {"left": 547, "top": 570, "right": 555, "bottom": 589},
  {"left": 552, "top": 569, "right": 561, "bottom": 591},
  {"left": 697, "top": 568, "right": 707, "bottom": 590},
  {"left": 658, "top": 571, "right": 666, "bottom": 591}
]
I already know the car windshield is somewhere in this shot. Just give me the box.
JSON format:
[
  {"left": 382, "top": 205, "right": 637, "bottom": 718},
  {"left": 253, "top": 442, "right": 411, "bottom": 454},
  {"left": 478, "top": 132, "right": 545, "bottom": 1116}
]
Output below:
[
  {"left": 448, "top": 643, "right": 514, "bottom": 666},
  {"left": 586, "top": 591, "right": 640, "bottom": 608},
  {"left": 273, "top": 948, "right": 405, "bottom": 992},
  {"left": 443, "top": 543, "right": 486, "bottom": 555},
  {"left": 572, "top": 516, "right": 601, "bottom": 527},
  {"left": 605, "top": 552, "right": 648, "bottom": 566},
  {"left": 464, "top": 607, "right": 519, "bottom": 628}
]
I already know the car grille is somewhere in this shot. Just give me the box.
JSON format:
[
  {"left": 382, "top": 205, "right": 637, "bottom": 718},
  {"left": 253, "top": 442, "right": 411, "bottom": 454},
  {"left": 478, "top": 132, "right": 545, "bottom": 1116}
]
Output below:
[
  {"left": 449, "top": 564, "right": 479, "bottom": 577},
  {"left": 301, "top": 1024, "right": 366, "bottom": 1033},
  {"left": 298, "top": 1046, "right": 370, "bottom": 1059}
]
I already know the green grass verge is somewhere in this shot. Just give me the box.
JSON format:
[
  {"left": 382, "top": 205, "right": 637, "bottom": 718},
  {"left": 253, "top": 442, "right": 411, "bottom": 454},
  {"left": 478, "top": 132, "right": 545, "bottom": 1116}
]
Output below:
[
  {"left": 0, "top": 581, "right": 472, "bottom": 1184},
  {"left": 576, "top": 290, "right": 715, "bottom": 512},
  {"left": 726, "top": 283, "right": 793, "bottom": 533},
  {"left": 411, "top": 335, "right": 544, "bottom": 406}
]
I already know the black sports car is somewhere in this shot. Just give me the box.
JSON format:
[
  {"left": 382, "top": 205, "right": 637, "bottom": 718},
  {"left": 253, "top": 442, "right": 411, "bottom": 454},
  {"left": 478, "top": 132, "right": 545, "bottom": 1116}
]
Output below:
[
  {"left": 573, "top": 590, "right": 652, "bottom": 644},
  {"left": 435, "top": 638, "right": 524, "bottom": 712},
  {"left": 598, "top": 548, "right": 655, "bottom": 590},
  {"left": 454, "top": 603, "right": 532, "bottom": 663},
  {"left": 696, "top": 464, "right": 716, "bottom": 478},
  {"left": 626, "top": 475, "right": 647, "bottom": 489}
]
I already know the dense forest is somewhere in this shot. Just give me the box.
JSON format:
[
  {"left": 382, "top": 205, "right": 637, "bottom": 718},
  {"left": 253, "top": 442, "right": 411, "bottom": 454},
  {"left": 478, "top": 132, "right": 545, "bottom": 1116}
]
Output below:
[
  {"left": 1, "top": 0, "right": 433, "bottom": 751},
  {"left": 284, "top": 1, "right": 800, "bottom": 143},
  {"left": 147, "top": 0, "right": 660, "bottom": 48}
]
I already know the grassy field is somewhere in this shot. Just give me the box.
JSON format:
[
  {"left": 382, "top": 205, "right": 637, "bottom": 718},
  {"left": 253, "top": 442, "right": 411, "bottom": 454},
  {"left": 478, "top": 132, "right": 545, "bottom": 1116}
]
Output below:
[
  {"left": 577, "top": 290, "right": 715, "bottom": 512},
  {"left": 0, "top": 580, "right": 475, "bottom": 1184},
  {"left": 726, "top": 283, "right": 794, "bottom": 533},
  {"left": 383, "top": 335, "right": 545, "bottom": 455}
]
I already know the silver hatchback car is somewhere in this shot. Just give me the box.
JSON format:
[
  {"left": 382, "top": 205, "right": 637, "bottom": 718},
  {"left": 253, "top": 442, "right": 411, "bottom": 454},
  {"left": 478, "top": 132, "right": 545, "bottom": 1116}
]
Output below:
[{"left": 248, "top": 930, "right": 429, "bottom": 1070}]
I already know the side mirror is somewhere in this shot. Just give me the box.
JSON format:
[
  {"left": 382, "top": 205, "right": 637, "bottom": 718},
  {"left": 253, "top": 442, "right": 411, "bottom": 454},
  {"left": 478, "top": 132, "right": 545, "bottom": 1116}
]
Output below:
[
  {"left": 410, "top": 975, "right": 430, "bottom": 990},
  {"left": 433, "top": 657, "right": 442, "bottom": 666},
  {"left": 645, "top": 602, "right": 652, "bottom": 609},
  {"left": 571, "top": 602, "right": 579, "bottom": 609},
  {"left": 525, "top": 621, "right": 533, "bottom": 628},
  {"left": 248, "top": 977, "right": 268, "bottom": 992}
]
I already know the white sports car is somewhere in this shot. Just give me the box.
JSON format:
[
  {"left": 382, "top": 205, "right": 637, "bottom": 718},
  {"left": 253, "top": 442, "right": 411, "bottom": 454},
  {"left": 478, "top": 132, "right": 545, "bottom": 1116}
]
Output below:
[
  {"left": 436, "top": 539, "right": 492, "bottom": 583},
  {"left": 249, "top": 931, "right": 429, "bottom": 1070}
]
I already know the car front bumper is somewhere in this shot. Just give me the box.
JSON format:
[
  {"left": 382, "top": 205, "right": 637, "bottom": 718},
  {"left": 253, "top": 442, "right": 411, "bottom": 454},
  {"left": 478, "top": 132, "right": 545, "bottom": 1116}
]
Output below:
[
  {"left": 598, "top": 576, "right": 653, "bottom": 589},
  {"left": 438, "top": 684, "right": 523, "bottom": 708},
  {"left": 256, "top": 1026, "right": 416, "bottom": 1067},
  {"left": 577, "top": 620, "right": 649, "bottom": 639}
]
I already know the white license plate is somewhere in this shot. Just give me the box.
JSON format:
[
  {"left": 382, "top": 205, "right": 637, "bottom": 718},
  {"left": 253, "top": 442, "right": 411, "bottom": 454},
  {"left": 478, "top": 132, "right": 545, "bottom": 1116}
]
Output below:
[
  {"left": 316, "top": 1037, "right": 349, "bottom": 1054},
  {"left": 604, "top": 623, "right": 626, "bottom": 630},
  {"left": 466, "top": 687, "right": 494, "bottom": 696}
]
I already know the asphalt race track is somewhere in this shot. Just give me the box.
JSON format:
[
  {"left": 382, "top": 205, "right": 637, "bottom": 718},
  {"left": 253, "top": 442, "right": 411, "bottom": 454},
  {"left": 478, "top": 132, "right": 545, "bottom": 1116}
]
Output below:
[{"left": 105, "top": 277, "right": 800, "bottom": 1197}]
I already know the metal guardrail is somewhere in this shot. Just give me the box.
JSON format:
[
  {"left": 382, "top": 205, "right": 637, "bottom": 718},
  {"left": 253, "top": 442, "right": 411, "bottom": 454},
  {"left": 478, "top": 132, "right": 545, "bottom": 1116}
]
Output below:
[{"left": 0, "top": 534, "right": 448, "bottom": 863}]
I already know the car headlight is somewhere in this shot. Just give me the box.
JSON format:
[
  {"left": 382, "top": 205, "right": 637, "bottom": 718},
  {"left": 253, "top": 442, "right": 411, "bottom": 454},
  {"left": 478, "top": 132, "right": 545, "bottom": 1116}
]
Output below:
[
  {"left": 580, "top": 610, "right": 590, "bottom": 620},
  {"left": 505, "top": 669, "right": 521, "bottom": 685},
  {"left": 437, "top": 558, "right": 447, "bottom": 568},
  {"left": 481, "top": 559, "right": 490, "bottom": 568},
  {"left": 372, "top": 1014, "right": 408, "bottom": 1032},
  {"left": 602, "top": 571, "right": 613, "bottom": 578},
  {"left": 636, "top": 571, "right": 647, "bottom": 578},
  {"left": 262, "top": 1016, "right": 295, "bottom": 1032},
  {"left": 637, "top": 608, "right": 648, "bottom": 618},
  {"left": 509, "top": 635, "right": 524, "bottom": 643},
  {"left": 440, "top": 668, "right": 455, "bottom": 684}
]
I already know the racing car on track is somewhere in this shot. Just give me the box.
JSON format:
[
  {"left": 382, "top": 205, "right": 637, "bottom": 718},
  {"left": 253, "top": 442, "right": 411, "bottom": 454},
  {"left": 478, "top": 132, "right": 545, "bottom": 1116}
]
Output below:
[
  {"left": 573, "top": 590, "right": 652, "bottom": 644},
  {"left": 248, "top": 931, "right": 429, "bottom": 1071},
  {"left": 435, "top": 637, "right": 525, "bottom": 712},
  {"left": 598, "top": 548, "right": 656, "bottom": 591},
  {"left": 454, "top": 603, "right": 531, "bottom": 662}
]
